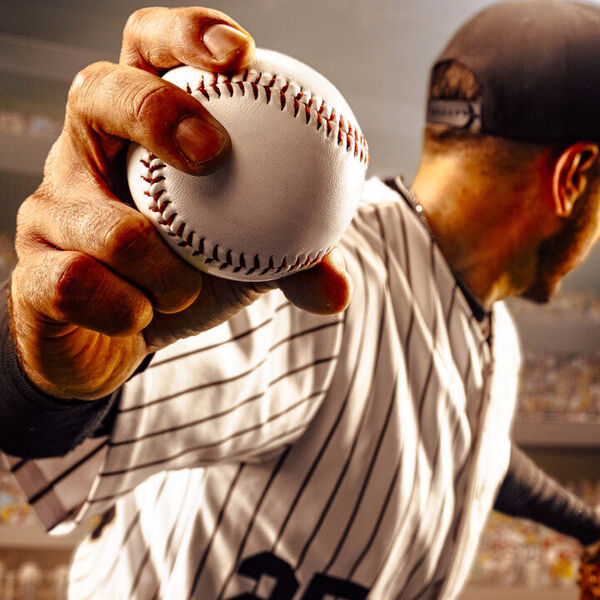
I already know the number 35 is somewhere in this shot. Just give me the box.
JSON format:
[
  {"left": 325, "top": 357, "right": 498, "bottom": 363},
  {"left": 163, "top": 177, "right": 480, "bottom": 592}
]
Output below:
[{"left": 227, "top": 551, "right": 368, "bottom": 599}]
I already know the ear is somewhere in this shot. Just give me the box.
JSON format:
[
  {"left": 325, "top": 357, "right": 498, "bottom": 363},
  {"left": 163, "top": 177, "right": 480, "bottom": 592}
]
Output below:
[{"left": 552, "top": 141, "right": 599, "bottom": 217}]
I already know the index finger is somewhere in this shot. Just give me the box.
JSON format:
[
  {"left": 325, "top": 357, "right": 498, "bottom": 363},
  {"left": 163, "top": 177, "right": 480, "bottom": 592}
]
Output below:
[{"left": 120, "top": 6, "right": 256, "bottom": 73}]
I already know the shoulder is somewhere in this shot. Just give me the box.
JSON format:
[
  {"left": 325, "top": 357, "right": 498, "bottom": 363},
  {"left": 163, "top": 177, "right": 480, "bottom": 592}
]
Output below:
[
  {"left": 492, "top": 301, "right": 522, "bottom": 369},
  {"left": 352, "top": 176, "right": 425, "bottom": 240},
  {"left": 342, "top": 176, "right": 438, "bottom": 281},
  {"left": 358, "top": 177, "right": 405, "bottom": 207}
]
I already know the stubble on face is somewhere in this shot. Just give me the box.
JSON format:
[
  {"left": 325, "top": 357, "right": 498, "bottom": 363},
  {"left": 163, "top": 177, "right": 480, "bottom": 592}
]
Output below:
[{"left": 521, "top": 199, "right": 599, "bottom": 304}]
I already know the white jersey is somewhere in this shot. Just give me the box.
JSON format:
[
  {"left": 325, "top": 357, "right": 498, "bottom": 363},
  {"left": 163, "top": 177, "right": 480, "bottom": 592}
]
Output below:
[{"left": 2, "top": 178, "right": 521, "bottom": 599}]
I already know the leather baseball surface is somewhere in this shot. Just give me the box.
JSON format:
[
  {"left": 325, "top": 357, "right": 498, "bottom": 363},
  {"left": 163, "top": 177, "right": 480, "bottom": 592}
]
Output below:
[{"left": 127, "top": 48, "right": 369, "bottom": 281}]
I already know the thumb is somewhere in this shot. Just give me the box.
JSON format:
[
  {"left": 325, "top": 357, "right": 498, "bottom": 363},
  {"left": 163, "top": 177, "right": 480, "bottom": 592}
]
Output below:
[{"left": 277, "top": 248, "right": 353, "bottom": 315}]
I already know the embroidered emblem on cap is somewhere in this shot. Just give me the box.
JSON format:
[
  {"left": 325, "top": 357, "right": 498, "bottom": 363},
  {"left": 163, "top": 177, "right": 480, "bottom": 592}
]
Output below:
[{"left": 426, "top": 98, "right": 482, "bottom": 131}]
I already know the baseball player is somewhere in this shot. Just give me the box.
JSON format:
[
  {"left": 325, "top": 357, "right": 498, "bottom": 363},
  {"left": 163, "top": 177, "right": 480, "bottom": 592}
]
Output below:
[{"left": 2, "top": 2, "right": 600, "bottom": 599}]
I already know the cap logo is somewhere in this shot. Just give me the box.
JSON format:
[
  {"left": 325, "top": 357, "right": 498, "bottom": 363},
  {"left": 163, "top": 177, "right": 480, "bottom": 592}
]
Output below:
[{"left": 426, "top": 98, "right": 482, "bottom": 131}]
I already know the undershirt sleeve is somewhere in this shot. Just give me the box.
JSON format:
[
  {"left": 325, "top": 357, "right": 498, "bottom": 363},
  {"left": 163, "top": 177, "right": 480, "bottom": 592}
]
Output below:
[
  {"left": 0, "top": 278, "right": 121, "bottom": 459},
  {"left": 494, "top": 444, "right": 600, "bottom": 546}
]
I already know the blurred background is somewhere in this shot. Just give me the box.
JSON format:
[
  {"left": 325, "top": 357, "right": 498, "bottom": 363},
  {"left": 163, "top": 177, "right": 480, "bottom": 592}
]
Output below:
[{"left": 0, "top": 0, "right": 599, "bottom": 598}]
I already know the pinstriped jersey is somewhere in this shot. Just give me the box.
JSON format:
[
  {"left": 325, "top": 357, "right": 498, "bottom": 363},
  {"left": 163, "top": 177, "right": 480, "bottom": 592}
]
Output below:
[{"left": 2, "top": 177, "right": 521, "bottom": 599}]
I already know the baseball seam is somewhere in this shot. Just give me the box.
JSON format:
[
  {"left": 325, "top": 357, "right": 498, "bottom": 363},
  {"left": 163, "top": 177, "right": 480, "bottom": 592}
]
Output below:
[
  {"left": 183, "top": 68, "right": 370, "bottom": 165},
  {"left": 139, "top": 68, "right": 368, "bottom": 278},
  {"left": 141, "top": 155, "right": 331, "bottom": 277}
]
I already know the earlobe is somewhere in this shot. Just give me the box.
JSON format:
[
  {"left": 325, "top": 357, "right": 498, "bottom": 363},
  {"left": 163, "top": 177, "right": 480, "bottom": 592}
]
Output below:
[{"left": 552, "top": 142, "right": 599, "bottom": 217}]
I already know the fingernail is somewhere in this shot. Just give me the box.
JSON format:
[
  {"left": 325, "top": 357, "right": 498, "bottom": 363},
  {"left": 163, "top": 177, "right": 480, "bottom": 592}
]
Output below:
[
  {"left": 203, "top": 23, "right": 250, "bottom": 61},
  {"left": 175, "top": 116, "right": 226, "bottom": 164}
]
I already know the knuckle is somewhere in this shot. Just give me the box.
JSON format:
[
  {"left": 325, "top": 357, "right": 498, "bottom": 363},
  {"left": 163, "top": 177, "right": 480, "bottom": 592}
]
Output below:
[
  {"left": 177, "top": 7, "right": 231, "bottom": 34},
  {"left": 128, "top": 81, "right": 178, "bottom": 124},
  {"left": 97, "top": 293, "right": 141, "bottom": 336},
  {"left": 122, "top": 8, "right": 153, "bottom": 39},
  {"left": 67, "top": 61, "right": 113, "bottom": 113},
  {"left": 14, "top": 187, "right": 52, "bottom": 254},
  {"left": 102, "top": 212, "right": 199, "bottom": 312},
  {"left": 54, "top": 254, "right": 99, "bottom": 315},
  {"left": 15, "top": 196, "right": 35, "bottom": 233},
  {"left": 53, "top": 253, "right": 142, "bottom": 335},
  {"left": 102, "top": 210, "right": 201, "bottom": 313},
  {"left": 173, "top": 10, "right": 208, "bottom": 42},
  {"left": 145, "top": 45, "right": 175, "bottom": 68},
  {"left": 102, "top": 212, "right": 156, "bottom": 262},
  {"left": 113, "top": 299, "right": 147, "bottom": 335},
  {"left": 14, "top": 202, "right": 35, "bottom": 255}
]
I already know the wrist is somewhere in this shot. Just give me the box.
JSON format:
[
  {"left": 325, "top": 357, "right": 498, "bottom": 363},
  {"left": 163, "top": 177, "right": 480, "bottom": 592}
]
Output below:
[{"left": 10, "top": 320, "right": 142, "bottom": 403}]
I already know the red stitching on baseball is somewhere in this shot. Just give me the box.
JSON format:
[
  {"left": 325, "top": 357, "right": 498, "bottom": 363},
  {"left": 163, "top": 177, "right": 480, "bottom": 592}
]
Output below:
[
  {"left": 139, "top": 156, "right": 327, "bottom": 278},
  {"left": 197, "top": 77, "right": 210, "bottom": 101},
  {"left": 137, "top": 63, "right": 369, "bottom": 277}
]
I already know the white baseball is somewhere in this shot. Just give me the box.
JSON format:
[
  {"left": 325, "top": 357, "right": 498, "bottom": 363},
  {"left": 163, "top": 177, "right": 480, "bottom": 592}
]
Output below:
[{"left": 127, "top": 48, "right": 369, "bottom": 282}]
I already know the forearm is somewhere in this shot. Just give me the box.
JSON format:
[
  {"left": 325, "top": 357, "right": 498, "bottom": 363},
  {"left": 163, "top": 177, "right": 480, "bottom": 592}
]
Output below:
[
  {"left": 0, "top": 278, "right": 119, "bottom": 459},
  {"left": 494, "top": 444, "right": 600, "bottom": 546}
]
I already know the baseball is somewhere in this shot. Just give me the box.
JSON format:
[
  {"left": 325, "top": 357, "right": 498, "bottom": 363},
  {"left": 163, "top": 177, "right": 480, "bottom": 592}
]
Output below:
[{"left": 126, "top": 48, "right": 369, "bottom": 282}]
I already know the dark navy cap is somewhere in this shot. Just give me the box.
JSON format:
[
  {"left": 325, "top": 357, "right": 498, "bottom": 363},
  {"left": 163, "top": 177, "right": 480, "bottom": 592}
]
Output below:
[{"left": 427, "top": 0, "right": 600, "bottom": 143}]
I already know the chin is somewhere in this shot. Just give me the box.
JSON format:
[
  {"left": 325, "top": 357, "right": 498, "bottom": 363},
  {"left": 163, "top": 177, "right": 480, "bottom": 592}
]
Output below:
[{"left": 519, "top": 280, "right": 560, "bottom": 304}]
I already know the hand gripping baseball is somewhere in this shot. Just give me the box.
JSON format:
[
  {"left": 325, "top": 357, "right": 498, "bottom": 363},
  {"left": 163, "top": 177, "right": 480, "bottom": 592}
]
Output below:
[{"left": 9, "top": 7, "right": 352, "bottom": 401}]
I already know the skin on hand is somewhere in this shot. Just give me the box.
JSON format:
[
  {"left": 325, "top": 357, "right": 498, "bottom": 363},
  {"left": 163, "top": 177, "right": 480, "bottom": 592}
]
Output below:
[{"left": 10, "top": 6, "right": 352, "bottom": 401}]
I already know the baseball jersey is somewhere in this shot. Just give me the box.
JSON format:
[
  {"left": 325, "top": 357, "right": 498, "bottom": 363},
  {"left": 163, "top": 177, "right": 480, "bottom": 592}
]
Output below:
[{"left": 2, "top": 177, "right": 521, "bottom": 599}]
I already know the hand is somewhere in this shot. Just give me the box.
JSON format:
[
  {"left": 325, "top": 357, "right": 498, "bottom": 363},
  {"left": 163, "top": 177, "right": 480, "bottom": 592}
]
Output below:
[{"left": 10, "top": 7, "right": 352, "bottom": 401}]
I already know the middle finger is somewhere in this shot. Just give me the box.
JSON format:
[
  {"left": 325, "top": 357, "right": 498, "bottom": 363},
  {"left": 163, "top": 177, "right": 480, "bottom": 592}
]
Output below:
[{"left": 19, "top": 187, "right": 204, "bottom": 315}]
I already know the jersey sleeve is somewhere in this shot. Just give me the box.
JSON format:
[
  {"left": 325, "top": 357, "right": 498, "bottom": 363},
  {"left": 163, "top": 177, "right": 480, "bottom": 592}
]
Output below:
[
  {"left": 80, "top": 291, "right": 344, "bottom": 523},
  {"left": 0, "top": 279, "right": 118, "bottom": 459},
  {"left": 4, "top": 289, "right": 343, "bottom": 533},
  {"left": 479, "top": 301, "right": 522, "bottom": 496},
  {"left": 0, "top": 277, "right": 131, "bottom": 533},
  {"left": 0, "top": 274, "right": 118, "bottom": 534}
]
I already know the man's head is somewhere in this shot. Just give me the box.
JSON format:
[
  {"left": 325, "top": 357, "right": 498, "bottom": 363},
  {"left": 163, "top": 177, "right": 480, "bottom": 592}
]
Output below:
[{"left": 417, "top": 0, "right": 600, "bottom": 304}]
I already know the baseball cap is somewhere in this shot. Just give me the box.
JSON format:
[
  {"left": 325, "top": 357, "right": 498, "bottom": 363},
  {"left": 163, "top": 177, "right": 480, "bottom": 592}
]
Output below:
[{"left": 426, "top": 0, "right": 600, "bottom": 143}]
